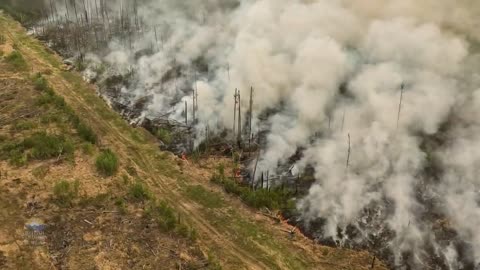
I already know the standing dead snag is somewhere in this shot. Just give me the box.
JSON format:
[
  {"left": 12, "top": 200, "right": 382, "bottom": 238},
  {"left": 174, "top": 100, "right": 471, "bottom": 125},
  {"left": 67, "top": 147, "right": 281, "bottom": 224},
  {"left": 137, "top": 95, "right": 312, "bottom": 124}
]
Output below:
[
  {"left": 252, "top": 149, "right": 260, "bottom": 190},
  {"left": 248, "top": 87, "right": 254, "bottom": 143},
  {"left": 194, "top": 71, "right": 199, "bottom": 123},
  {"left": 184, "top": 101, "right": 188, "bottom": 126},
  {"left": 396, "top": 82, "right": 405, "bottom": 130},
  {"left": 227, "top": 63, "right": 230, "bottom": 82},
  {"left": 153, "top": 25, "right": 159, "bottom": 51},
  {"left": 328, "top": 114, "right": 331, "bottom": 131},
  {"left": 233, "top": 88, "right": 239, "bottom": 140},
  {"left": 237, "top": 90, "right": 242, "bottom": 145},
  {"left": 192, "top": 90, "right": 196, "bottom": 124},
  {"left": 346, "top": 133, "right": 351, "bottom": 174}
]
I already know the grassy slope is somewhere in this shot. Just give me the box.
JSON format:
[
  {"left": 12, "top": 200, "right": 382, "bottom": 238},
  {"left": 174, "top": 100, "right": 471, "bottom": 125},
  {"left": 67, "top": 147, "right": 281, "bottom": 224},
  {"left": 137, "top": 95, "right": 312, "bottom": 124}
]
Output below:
[{"left": 0, "top": 11, "right": 387, "bottom": 270}]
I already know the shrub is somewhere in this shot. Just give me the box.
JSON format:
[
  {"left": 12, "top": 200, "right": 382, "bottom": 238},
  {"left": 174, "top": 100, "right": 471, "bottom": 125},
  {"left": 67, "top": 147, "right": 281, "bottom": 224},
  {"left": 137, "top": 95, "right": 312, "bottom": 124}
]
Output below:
[
  {"left": 0, "top": 35, "right": 6, "bottom": 45},
  {"left": 8, "top": 149, "right": 27, "bottom": 167},
  {"left": 115, "top": 197, "right": 127, "bottom": 215},
  {"left": 32, "top": 74, "right": 97, "bottom": 144},
  {"left": 207, "top": 253, "right": 223, "bottom": 270},
  {"left": 76, "top": 123, "right": 97, "bottom": 144},
  {"left": 23, "top": 132, "right": 74, "bottom": 160},
  {"left": 13, "top": 120, "right": 36, "bottom": 130},
  {"left": 145, "top": 201, "right": 177, "bottom": 232},
  {"left": 78, "top": 193, "right": 110, "bottom": 209},
  {"left": 186, "top": 185, "right": 224, "bottom": 208},
  {"left": 155, "top": 128, "right": 172, "bottom": 144},
  {"left": 33, "top": 73, "right": 49, "bottom": 91},
  {"left": 95, "top": 149, "right": 119, "bottom": 176},
  {"left": 175, "top": 223, "right": 197, "bottom": 242},
  {"left": 40, "top": 113, "right": 62, "bottom": 124},
  {"left": 128, "top": 182, "right": 152, "bottom": 202},
  {"left": 53, "top": 180, "right": 80, "bottom": 207},
  {"left": 32, "top": 165, "right": 49, "bottom": 179},
  {"left": 5, "top": 51, "right": 27, "bottom": 71},
  {"left": 1, "top": 132, "right": 74, "bottom": 165},
  {"left": 81, "top": 142, "right": 95, "bottom": 156},
  {"left": 217, "top": 164, "right": 225, "bottom": 177},
  {"left": 210, "top": 168, "right": 293, "bottom": 211}
]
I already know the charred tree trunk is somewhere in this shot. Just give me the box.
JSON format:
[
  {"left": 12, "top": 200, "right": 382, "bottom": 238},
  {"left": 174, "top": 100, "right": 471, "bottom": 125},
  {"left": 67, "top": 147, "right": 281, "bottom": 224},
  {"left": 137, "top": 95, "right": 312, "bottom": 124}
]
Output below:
[
  {"left": 397, "top": 82, "right": 405, "bottom": 130},
  {"left": 184, "top": 101, "right": 188, "bottom": 126},
  {"left": 233, "top": 88, "right": 238, "bottom": 140},
  {"left": 237, "top": 90, "right": 242, "bottom": 146}
]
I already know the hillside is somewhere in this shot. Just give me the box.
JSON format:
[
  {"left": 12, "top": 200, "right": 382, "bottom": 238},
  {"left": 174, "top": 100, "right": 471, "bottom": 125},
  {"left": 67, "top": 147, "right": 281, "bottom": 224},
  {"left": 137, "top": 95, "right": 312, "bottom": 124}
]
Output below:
[{"left": 0, "top": 11, "right": 387, "bottom": 270}]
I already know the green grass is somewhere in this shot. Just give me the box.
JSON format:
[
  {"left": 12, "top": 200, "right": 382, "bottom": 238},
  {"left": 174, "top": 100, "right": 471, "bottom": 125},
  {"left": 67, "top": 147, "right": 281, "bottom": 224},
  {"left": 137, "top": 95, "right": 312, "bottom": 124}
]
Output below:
[
  {"left": 128, "top": 182, "right": 152, "bottom": 202},
  {"left": 31, "top": 165, "right": 49, "bottom": 179},
  {"left": 13, "top": 119, "right": 36, "bottom": 130},
  {"left": 185, "top": 185, "right": 224, "bottom": 208},
  {"left": 4, "top": 50, "right": 27, "bottom": 70},
  {"left": 60, "top": 71, "right": 148, "bottom": 145},
  {"left": 76, "top": 122, "right": 97, "bottom": 144},
  {"left": 211, "top": 167, "right": 294, "bottom": 211},
  {"left": 33, "top": 73, "right": 98, "bottom": 144},
  {"left": 114, "top": 197, "right": 127, "bottom": 214},
  {"left": 207, "top": 253, "right": 223, "bottom": 270},
  {"left": 78, "top": 193, "right": 111, "bottom": 209},
  {"left": 53, "top": 180, "right": 80, "bottom": 207},
  {"left": 33, "top": 73, "right": 48, "bottom": 91},
  {"left": 24, "top": 132, "right": 74, "bottom": 160},
  {"left": 81, "top": 142, "right": 95, "bottom": 156},
  {"left": 0, "top": 34, "right": 5, "bottom": 45},
  {"left": 145, "top": 200, "right": 178, "bottom": 232},
  {"left": 95, "top": 149, "right": 119, "bottom": 176},
  {"left": 155, "top": 128, "right": 173, "bottom": 144},
  {"left": 0, "top": 132, "right": 74, "bottom": 165}
]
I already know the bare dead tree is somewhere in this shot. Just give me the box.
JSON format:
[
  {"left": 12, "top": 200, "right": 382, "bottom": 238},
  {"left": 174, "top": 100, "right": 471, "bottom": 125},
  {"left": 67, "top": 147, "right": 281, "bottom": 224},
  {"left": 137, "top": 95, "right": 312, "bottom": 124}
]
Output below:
[
  {"left": 346, "top": 133, "right": 351, "bottom": 173},
  {"left": 328, "top": 114, "right": 331, "bottom": 131},
  {"left": 153, "top": 25, "right": 158, "bottom": 51},
  {"left": 64, "top": 0, "right": 70, "bottom": 20},
  {"left": 83, "top": 0, "right": 88, "bottom": 25},
  {"left": 237, "top": 90, "right": 242, "bottom": 145},
  {"left": 396, "top": 82, "right": 405, "bottom": 130},
  {"left": 134, "top": 0, "right": 139, "bottom": 31},
  {"left": 227, "top": 63, "right": 230, "bottom": 82},
  {"left": 248, "top": 86, "right": 254, "bottom": 139},
  {"left": 184, "top": 101, "right": 188, "bottom": 126},
  {"left": 194, "top": 70, "right": 199, "bottom": 122},
  {"left": 49, "top": 0, "right": 56, "bottom": 24},
  {"left": 94, "top": 0, "right": 99, "bottom": 20},
  {"left": 266, "top": 170, "right": 269, "bottom": 190},
  {"left": 192, "top": 89, "right": 196, "bottom": 123},
  {"left": 73, "top": 0, "right": 79, "bottom": 25},
  {"left": 233, "top": 88, "right": 238, "bottom": 140},
  {"left": 252, "top": 149, "right": 260, "bottom": 190}
]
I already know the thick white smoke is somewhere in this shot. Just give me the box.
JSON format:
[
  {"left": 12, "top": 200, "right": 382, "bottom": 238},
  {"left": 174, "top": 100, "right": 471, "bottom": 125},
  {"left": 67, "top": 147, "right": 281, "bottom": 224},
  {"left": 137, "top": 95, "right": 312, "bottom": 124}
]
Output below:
[{"left": 47, "top": 0, "right": 480, "bottom": 268}]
